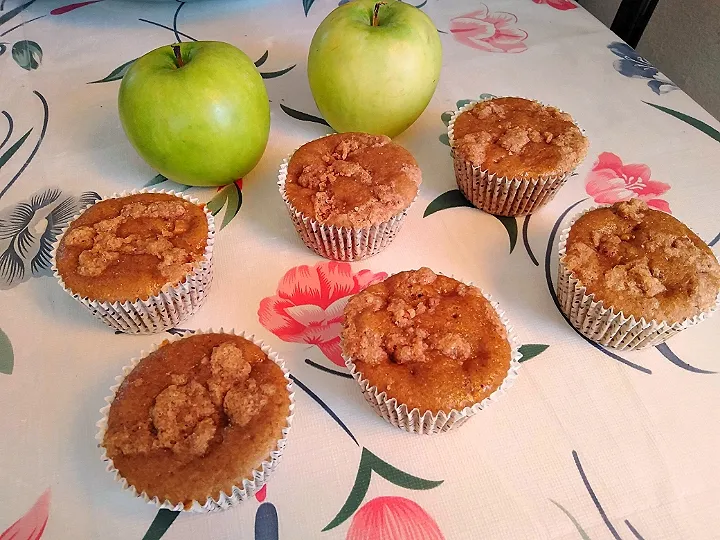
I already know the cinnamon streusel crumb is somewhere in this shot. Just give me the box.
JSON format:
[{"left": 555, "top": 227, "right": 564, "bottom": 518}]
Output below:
[
  {"left": 285, "top": 133, "right": 421, "bottom": 229},
  {"left": 564, "top": 200, "right": 720, "bottom": 322},
  {"left": 56, "top": 193, "right": 208, "bottom": 302},
  {"left": 342, "top": 268, "right": 511, "bottom": 413},
  {"left": 103, "top": 333, "right": 290, "bottom": 507},
  {"left": 452, "top": 97, "right": 588, "bottom": 178}
]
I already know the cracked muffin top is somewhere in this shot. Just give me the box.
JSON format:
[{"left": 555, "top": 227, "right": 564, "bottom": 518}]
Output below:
[
  {"left": 102, "top": 333, "right": 291, "bottom": 508},
  {"left": 452, "top": 97, "right": 588, "bottom": 178},
  {"left": 284, "top": 132, "right": 421, "bottom": 229},
  {"left": 341, "top": 268, "right": 512, "bottom": 413},
  {"left": 563, "top": 199, "right": 720, "bottom": 323},
  {"left": 55, "top": 193, "right": 209, "bottom": 302}
]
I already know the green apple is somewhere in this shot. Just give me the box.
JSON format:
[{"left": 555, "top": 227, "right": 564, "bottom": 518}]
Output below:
[
  {"left": 118, "top": 41, "right": 270, "bottom": 186},
  {"left": 308, "top": 0, "right": 442, "bottom": 138}
]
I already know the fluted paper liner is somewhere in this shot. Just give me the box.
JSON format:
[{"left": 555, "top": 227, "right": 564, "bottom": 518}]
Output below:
[
  {"left": 556, "top": 205, "right": 720, "bottom": 350},
  {"left": 51, "top": 189, "right": 215, "bottom": 334},
  {"left": 344, "top": 277, "right": 522, "bottom": 434},
  {"left": 278, "top": 147, "right": 414, "bottom": 261},
  {"left": 447, "top": 97, "right": 584, "bottom": 216},
  {"left": 96, "top": 328, "right": 295, "bottom": 513}
]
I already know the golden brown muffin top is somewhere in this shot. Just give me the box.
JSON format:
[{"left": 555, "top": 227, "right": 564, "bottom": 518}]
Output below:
[
  {"left": 342, "top": 268, "right": 512, "bottom": 413},
  {"left": 452, "top": 97, "right": 588, "bottom": 178},
  {"left": 103, "top": 333, "right": 290, "bottom": 508},
  {"left": 55, "top": 193, "right": 208, "bottom": 303},
  {"left": 564, "top": 199, "right": 720, "bottom": 323},
  {"left": 284, "top": 133, "right": 421, "bottom": 229}
]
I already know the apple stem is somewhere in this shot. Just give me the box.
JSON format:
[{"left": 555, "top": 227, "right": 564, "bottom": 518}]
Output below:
[
  {"left": 372, "top": 2, "right": 385, "bottom": 26},
  {"left": 172, "top": 44, "right": 184, "bottom": 68}
]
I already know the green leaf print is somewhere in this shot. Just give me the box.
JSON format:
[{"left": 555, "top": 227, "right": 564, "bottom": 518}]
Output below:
[
  {"left": 323, "top": 448, "right": 443, "bottom": 531},
  {"left": 141, "top": 510, "right": 180, "bottom": 540},
  {"left": 518, "top": 344, "right": 550, "bottom": 362},
  {"left": 0, "top": 327, "right": 13, "bottom": 375},
  {"left": 87, "top": 57, "right": 137, "bottom": 84},
  {"left": 280, "top": 104, "right": 331, "bottom": 127},
  {"left": 11, "top": 40, "right": 42, "bottom": 70},
  {"left": 644, "top": 102, "right": 720, "bottom": 144},
  {"left": 424, "top": 190, "right": 518, "bottom": 253},
  {"left": 496, "top": 215, "right": 517, "bottom": 254},
  {"left": 0, "top": 129, "right": 32, "bottom": 170},
  {"left": 423, "top": 189, "right": 473, "bottom": 217},
  {"left": 207, "top": 182, "right": 243, "bottom": 230}
]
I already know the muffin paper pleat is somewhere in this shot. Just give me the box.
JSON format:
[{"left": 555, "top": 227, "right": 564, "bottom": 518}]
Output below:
[
  {"left": 95, "top": 328, "right": 295, "bottom": 513},
  {"left": 556, "top": 205, "right": 720, "bottom": 350},
  {"left": 278, "top": 150, "right": 414, "bottom": 261},
  {"left": 51, "top": 189, "right": 215, "bottom": 334},
  {"left": 344, "top": 280, "right": 522, "bottom": 435},
  {"left": 447, "top": 98, "right": 582, "bottom": 217}
]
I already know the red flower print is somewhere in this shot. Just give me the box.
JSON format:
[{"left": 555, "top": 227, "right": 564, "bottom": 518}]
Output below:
[
  {"left": 532, "top": 0, "right": 577, "bottom": 10},
  {"left": 258, "top": 262, "right": 387, "bottom": 367},
  {"left": 255, "top": 484, "right": 268, "bottom": 503},
  {"left": 449, "top": 4, "right": 528, "bottom": 53},
  {"left": 50, "top": 0, "right": 104, "bottom": 15},
  {"left": 346, "top": 497, "right": 444, "bottom": 540},
  {"left": 0, "top": 489, "right": 50, "bottom": 540},
  {"left": 585, "top": 152, "right": 672, "bottom": 213}
]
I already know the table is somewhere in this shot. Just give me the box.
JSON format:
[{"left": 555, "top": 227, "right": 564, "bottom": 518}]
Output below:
[{"left": 1, "top": 0, "right": 719, "bottom": 538}]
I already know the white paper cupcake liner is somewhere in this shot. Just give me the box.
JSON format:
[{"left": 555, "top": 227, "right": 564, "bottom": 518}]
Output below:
[
  {"left": 344, "top": 274, "right": 522, "bottom": 434},
  {"left": 556, "top": 205, "right": 720, "bottom": 350},
  {"left": 51, "top": 189, "right": 215, "bottom": 334},
  {"left": 448, "top": 97, "right": 583, "bottom": 216},
  {"left": 278, "top": 148, "right": 414, "bottom": 261},
  {"left": 96, "top": 328, "right": 295, "bottom": 513}
]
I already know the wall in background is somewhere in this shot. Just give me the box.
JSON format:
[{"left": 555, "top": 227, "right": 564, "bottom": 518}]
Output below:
[
  {"left": 577, "top": 0, "right": 622, "bottom": 27},
  {"left": 578, "top": 0, "right": 719, "bottom": 121},
  {"left": 637, "top": 0, "right": 720, "bottom": 120}
]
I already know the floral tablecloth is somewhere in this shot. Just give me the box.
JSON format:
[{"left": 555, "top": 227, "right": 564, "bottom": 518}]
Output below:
[{"left": 1, "top": 0, "right": 719, "bottom": 538}]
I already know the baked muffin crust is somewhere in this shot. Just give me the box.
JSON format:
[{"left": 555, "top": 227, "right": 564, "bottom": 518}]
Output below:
[
  {"left": 342, "top": 268, "right": 512, "bottom": 413},
  {"left": 56, "top": 193, "right": 208, "bottom": 302},
  {"left": 285, "top": 133, "right": 421, "bottom": 229},
  {"left": 563, "top": 199, "right": 720, "bottom": 322},
  {"left": 452, "top": 97, "right": 588, "bottom": 178},
  {"left": 103, "top": 333, "right": 290, "bottom": 507}
]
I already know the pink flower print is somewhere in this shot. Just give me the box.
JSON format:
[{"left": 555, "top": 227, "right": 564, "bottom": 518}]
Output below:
[
  {"left": 449, "top": 5, "right": 528, "bottom": 53},
  {"left": 346, "top": 497, "right": 444, "bottom": 540},
  {"left": 1, "top": 489, "right": 50, "bottom": 540},
  {"left": 255, "top": 484, "right": 268, "bottom": 503},
  {"left": 585, "top": 152, "right": 672, "bottom": 213},
  {"left": 258, "top": 262, "right": 387, "bottom": 367},
  {"left": 532, "top": 0, "right": 577, "bottom": 10}
]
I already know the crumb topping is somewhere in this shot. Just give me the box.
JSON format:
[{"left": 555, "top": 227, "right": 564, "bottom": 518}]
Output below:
[
  {"left": 207, "top": 342, "right": 252, "bottom": 406},
  {"left": 62, "top": 199, "right": 198, "bottom": 281},
  {"left": 344, "top": 270, "right": 480, "bottom": 366},
  {"left": 101, "top": 334, "right": 291, "bottom": 508},
  {"left": 341, "top": 268, "right": 512, "bottom": 412},
  {"left": 285, "top": 133, "right": 421, "bottom": 229},
  {"left": 224, "top": 379, "right": 277, "bottom": 427},
  {"left": 105, "top": 343, "right": 275, "bottom": 459},
  {"left": 564, "top": 199, "right": 720, "bottom": 322},
  {"left": 151, "top": 381, "right": 217, "bottom": 456},
  {"left": 452, "top": 97, "right": 588, "bottom": 178}
]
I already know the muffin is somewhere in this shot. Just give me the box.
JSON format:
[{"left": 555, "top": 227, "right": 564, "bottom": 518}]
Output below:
[
  {"left": 52, "top": 190, "right": 215, "bottom": 334},
  {"left": 97, "top": 330, "right": 294, "bottom": 512},
  {"left": 341, "top": 267, "right": 520, "bottom": 434},
  {"left": 558, "top": 199, "right": 720, "bottom": 349},
  {"left": 278, "top": 132, "right": 421, "bottom": 261},
  {"left": 448, "top": 97, "right": 588, "bottom": 216}
]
